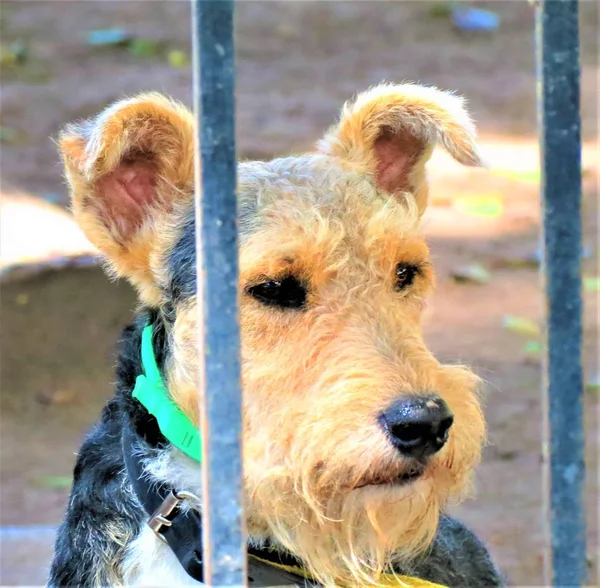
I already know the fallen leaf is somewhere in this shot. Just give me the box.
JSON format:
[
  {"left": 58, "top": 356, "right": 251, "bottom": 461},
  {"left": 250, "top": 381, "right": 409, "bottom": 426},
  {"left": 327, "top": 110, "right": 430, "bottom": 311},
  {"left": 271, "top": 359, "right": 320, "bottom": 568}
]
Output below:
[
  {"left": 36, "top": 389, "right": 75, "bottom": 406},
  {"left": 9, "top": 40, "right": 27, "bottom": 62},
  {"left": 15, "top": 293, "right": 29, "bottom": 305},
  {"left": 497, "top": 450, "right": 518, "bottom": 461},
  {"left": 35, "top": 475, "right": 72, "bottom": 489},
  {"left": 428, "top": 3, "right": 453, "bottom": 18},
  {"left": 451, "top": 264, "right": 491, "bottom": 284},
  {"left": 494, "top": 246, "right": 592, "bottom": 269},
  {"left": 492, "top": 254, "right": 539, "bottom": 269},
  {"left": 523, "top": 340, "right": 542, "bottom": 355},
  {"left": 167, "top": 49, "right": 189, "bottom": 68},
  {"left": 585, "top": 375, "right": 600, "bottom": 394},
  {"left": 502, "top": 315, "right": 541, "bottom": 337},
  {"left": 494, "top": 169, "right": 540, "bottom": 183},
  {"left": 0, "top": 127, "right": 17, "bottom": 144},
  {"left": 454, "top": 194, "right": 503, "bottom": 218},
  {"left": 0, "top": 40, "right": 27, "bottom": 66},
  {"left": 522, "top": 341, "right": 542, "bottom": 365},
  {"left": 583, "top": 276, "right": 600, "bottom": 292},
  {"left": 128, "top": 38, "right": 160, "bottom": 57}
]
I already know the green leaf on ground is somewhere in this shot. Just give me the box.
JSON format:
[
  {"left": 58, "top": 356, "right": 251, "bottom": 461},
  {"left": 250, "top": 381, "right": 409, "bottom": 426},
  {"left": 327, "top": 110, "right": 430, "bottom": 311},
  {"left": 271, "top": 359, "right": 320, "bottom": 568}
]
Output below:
[
  {"left": 128, "top": 38, "right": 160, "bottom": 57},
  {"left": 583, "top": 276, "right": 600, "bottom": 292},
  {"left": 523, "top": 340, "right": 541, "bottom": 355},
  {"left": 454, "top": 194, "right": 503, "bottom": 218},
  {"left": 494, "top": 169, "right": 540, "bottom": 183},
  {"left": 428, "top": 3, "right": 453, "bottom": 18},
  {"left": 585, "top": 375, "right": 600, "bottom": 394},
  {"left": 494, "top": 254, "right": 539, "bottom": 269},
  {"left": 502, "top": 315, "right": 540, "bottom": 337},
  {"left": 451, "top": 264, "right": 491, "bottom": 285},
  {"left": 15, "top": 293, "right": 29, "bottom": 305},
  {"left": 167, "top": 50, "right": 190, "bottom": 68},
  {"left": 0, "top": 40, "right": 27, "bottom": 66},
  {"left": 0, "top": 127, "right": 17, "bottom": 144}
]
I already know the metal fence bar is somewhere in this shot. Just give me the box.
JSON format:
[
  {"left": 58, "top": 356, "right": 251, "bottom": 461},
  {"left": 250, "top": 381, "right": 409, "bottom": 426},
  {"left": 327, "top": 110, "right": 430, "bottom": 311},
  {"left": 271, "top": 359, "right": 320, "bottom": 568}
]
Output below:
[
  {"left": 191, "top": 0, "right": 247, "bottom": 585},
  {"left": 536, "top": 1, "right": 586, "bottom": 585}
]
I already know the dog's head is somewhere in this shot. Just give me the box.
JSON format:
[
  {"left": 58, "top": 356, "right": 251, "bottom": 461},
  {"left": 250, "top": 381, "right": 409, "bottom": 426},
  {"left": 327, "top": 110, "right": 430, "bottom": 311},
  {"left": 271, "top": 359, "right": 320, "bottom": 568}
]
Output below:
[{"left": 60, "top": 84, "right": 486, "bottom": 585}]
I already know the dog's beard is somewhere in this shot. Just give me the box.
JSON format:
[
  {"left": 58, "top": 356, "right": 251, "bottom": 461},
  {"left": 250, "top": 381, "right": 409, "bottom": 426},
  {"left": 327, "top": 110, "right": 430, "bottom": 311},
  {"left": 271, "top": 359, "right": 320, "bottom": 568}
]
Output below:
[
  {"left": 290, "top": 481, "right": 443, "bottom": 587},
  {"left": 243, "top": 367, "right": 484, "bottom": 587},
  {"left": 248, "top": 449, "right": 475, "bottom": 588}
]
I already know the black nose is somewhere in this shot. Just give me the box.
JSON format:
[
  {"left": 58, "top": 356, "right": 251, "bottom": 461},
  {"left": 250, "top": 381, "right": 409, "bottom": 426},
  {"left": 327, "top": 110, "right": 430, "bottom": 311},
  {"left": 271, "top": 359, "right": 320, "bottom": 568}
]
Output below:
[{"left": 379, "top": 395, "right": 454, "bottom": 459}]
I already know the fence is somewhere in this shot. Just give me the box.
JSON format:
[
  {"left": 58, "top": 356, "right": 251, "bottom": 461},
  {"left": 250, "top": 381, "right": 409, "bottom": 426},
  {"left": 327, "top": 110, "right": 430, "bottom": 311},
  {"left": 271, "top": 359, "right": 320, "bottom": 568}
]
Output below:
[
  {"left": 191, "top": 0, "right": 586, "bottom": 586},
  {"left": 537, "top": 1, "right": 586, "bottom": 586},
  {"left": 192, "top": 0, "right": 246, "bottom": 585}
]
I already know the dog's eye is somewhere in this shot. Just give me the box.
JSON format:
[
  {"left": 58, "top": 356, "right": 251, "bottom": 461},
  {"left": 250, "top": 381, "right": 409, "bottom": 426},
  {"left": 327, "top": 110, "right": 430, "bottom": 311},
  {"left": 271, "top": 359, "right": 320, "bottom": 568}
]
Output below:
[
  {"left": 247, "top": 276, "right": 307, "bottom": 310},
  {"left": 395, "top": 263, "right": 420, "bottom": 291}
]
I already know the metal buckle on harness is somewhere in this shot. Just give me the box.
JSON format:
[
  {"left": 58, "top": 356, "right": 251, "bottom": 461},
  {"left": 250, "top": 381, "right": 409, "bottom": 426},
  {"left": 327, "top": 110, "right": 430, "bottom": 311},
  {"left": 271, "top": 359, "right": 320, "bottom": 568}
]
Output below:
[{"left": 148, "top": 489, "right": 199, "bottom": 543}]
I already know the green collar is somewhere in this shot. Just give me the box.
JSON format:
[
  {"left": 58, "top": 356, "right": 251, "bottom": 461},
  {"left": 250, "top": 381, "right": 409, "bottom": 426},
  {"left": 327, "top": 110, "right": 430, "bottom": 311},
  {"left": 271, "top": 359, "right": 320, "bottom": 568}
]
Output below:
[{"left": 132, "top": 324, "right": 202, "bottom": 462}]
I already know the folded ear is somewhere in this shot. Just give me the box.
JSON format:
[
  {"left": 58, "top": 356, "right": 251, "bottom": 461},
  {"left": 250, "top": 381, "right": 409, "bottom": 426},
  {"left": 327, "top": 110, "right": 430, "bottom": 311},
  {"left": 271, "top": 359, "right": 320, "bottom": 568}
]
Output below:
[
  {"left": 59, "top": 93, "right": 195, "bottom": 304},
  {"left": 318, "top": 83, "right": 484, "bottom": 214}
]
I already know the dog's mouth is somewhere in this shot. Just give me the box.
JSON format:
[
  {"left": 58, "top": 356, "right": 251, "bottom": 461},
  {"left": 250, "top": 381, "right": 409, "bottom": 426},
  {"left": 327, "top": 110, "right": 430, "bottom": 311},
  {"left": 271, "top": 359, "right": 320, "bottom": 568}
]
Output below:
[{"left": 354, "top": 465, "right": 425, "bottom": 489}]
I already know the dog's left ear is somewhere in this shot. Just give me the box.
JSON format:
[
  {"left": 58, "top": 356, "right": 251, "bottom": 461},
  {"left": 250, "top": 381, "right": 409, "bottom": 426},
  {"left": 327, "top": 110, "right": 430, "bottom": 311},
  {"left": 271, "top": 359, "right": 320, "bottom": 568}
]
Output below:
[{"left": 318, "top": 83, "right": 484, "bottom": 214}]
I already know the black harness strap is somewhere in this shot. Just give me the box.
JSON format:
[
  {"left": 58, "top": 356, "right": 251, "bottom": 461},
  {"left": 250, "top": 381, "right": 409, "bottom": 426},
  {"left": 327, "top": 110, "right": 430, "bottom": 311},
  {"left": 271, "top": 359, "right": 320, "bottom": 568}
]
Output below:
[
  {"left": 122, "top": 426, "right": 314, "bottom": 586},
  {"left": 122, "top": 426, "right": 205, "bottom": 581}
]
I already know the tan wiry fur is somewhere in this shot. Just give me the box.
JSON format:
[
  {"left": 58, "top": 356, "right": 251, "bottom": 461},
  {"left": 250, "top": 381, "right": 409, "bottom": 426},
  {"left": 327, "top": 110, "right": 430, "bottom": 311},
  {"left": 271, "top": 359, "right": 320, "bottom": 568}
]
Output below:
[{"left": 60, "top": 83, "right": 486, "bottom": 587}]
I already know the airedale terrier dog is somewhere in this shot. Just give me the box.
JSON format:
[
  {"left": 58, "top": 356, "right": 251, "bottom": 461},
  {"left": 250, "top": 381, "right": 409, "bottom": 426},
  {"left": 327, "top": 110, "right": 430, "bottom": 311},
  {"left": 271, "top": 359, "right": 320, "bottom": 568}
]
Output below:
[{"left": 49, "top": 83, "right": 504, "bottom": 587}]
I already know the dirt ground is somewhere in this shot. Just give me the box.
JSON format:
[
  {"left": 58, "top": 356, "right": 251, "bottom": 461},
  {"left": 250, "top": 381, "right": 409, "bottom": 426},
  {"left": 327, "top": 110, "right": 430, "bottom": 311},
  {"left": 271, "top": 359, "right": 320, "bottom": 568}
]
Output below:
[{"left": 0, "top": 1, "right": 598, "bottom": 587}]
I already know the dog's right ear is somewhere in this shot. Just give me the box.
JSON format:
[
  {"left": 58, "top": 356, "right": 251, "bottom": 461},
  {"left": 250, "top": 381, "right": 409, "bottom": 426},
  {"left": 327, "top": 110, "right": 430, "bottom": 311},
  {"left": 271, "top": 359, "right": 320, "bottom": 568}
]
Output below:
[{"left": 59, "top": 94, "right": 195, "bottom": 304}]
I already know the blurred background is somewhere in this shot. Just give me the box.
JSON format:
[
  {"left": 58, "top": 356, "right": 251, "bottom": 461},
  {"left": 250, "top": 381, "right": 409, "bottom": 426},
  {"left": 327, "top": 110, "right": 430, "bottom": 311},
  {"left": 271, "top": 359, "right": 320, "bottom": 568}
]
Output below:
[{"left": 0, "top": 1, "right": 597, "bottom": 585}]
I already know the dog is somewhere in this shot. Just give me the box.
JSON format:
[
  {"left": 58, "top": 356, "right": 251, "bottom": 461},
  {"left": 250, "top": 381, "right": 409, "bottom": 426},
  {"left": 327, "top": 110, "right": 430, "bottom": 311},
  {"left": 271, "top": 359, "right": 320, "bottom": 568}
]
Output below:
[{"left": 48, "top": 83, "right": 504, "bottom": 587}]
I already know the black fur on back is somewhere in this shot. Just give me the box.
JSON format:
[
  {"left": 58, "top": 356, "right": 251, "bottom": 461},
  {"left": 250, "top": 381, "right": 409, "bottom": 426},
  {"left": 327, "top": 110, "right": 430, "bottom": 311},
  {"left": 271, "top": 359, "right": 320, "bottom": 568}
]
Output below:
[{"left": 48, "top": 309, "right": 169, "bottom": 587}]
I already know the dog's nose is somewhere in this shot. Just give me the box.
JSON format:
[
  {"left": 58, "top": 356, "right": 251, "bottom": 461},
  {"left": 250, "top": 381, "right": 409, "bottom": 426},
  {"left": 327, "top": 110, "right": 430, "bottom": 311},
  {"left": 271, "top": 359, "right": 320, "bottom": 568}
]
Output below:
[{"left": 379, "top": 395, "right": 454, "bottom": 459}]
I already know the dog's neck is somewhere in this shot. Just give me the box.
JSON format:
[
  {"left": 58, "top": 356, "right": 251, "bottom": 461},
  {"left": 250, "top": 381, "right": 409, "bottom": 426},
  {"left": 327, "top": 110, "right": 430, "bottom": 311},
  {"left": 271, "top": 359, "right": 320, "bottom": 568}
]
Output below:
[
  {"left": 121, "top": 313, "right": 306, "bottom": 578},
  {"left": 123, "top": 423, "right": 321, "bottom": 586},
  {"left": 123, "top": 311, "right": 206, "bottom": 502}
]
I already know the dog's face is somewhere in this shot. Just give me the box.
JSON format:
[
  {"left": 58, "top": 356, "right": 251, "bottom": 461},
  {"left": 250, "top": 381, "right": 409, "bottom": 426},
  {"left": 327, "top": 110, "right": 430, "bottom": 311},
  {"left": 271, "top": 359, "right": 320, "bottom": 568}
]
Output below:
[{"left": 60, "top": 84, "right": 486, "bottom": 585}]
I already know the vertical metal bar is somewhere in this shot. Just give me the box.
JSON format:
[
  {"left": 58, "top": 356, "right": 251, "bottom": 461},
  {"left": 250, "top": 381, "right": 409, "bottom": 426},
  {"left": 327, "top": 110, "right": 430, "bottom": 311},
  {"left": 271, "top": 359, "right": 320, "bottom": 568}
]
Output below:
[
  {"left": 191, "top": 0, "right": 247, "bottom": 585},
  {"left": 536, "top": 1, "right": 586, "bottom": 586}
]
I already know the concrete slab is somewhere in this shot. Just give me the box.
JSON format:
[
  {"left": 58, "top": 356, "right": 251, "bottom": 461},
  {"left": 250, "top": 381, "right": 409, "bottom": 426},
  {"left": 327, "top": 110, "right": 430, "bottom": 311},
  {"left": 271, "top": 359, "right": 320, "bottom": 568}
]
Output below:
[{"left": 0, "top": 190, "right": 99, "bottom": 283}]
